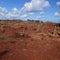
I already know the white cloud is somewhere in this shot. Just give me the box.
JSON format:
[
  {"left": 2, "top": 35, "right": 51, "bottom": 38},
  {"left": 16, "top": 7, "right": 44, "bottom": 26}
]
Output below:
[
  {"left": 5, "top": 8, "right": 19, "bottom": 19},
  {"left": 0, "top": 0, "right": 50, "bottom": 20},
  {"left": 37, "top": 15, "right": 45, "bottom": 19},
  {"left": 0, "top": 7, "right": 20, "bottom": 19},
  {"left": 20, "top": 14, "right": 28, "bottom": 18},
  {"left": 56, "top": 1, "right": 60, "bottom": 7},
  {"left": 40, "top": 11, "right": 44, "bottom": 15},
  {"left": 20, "top": 12, "right": 34, "bottom": 19},
  {"left": 43, "top": 1, "right": 50, "bottom": 7},
  {"left": 8, "top": 8, "right": 20, "bottom": 18},
  {"left": 55, "top": 12, "right": 60, "bottom": 16},
  {"left": 0, "top": 7, "right": 8, "bottom": 16},
  {"left": 5, "top": 8, "right": 33, "bottom": 19},
  {"left": 22, "top": 0, "right": 50, "bottom": 12},
  {"left": 0, "top": 7, "right": 8, "bottom": 19}
]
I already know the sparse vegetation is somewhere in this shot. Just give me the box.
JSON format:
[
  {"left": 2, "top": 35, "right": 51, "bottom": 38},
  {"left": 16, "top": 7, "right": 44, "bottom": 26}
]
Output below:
[
  {"left": 12, "top": 32, "right": 31, "bottom": 39},
  {"left": 0, "top": 20, "right": 60, "bottom": 60},
  {"left": 35, "top": 20, "right": 40, "bottom": 23},
  {"left": 0, "top": 34, "right": 9, "bottom": 40}
]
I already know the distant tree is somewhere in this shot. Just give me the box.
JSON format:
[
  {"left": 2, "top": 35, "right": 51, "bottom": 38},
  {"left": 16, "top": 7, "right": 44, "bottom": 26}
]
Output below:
[
  {"left": 27, "top": 19, "right": 31, "bottom": 22},
  {"left": 35, "top": 20, "right": 40, "bottom": 23},
  {"left": 27, "top": 19, "right": 35, "bottom": 22}
]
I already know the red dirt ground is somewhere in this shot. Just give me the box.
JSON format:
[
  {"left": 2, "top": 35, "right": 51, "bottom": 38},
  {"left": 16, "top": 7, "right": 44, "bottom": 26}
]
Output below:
[{"left": 0, "top": 21, "right": 60, "bottom": 60}]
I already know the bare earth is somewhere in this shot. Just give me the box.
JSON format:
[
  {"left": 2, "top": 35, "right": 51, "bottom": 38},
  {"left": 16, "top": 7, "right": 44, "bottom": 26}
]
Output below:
[{"left": 0, "top": 21, "right": 60, "bottom": 60}]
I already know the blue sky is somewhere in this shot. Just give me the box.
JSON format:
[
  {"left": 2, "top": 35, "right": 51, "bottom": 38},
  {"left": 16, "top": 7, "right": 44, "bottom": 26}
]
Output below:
[{"left": 0, "top": 0, "right": 60, "bottom": 23}]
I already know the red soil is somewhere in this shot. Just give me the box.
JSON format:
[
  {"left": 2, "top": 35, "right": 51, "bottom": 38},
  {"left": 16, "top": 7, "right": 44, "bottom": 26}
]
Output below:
[{"left": 0, "top": 21, "right": 60, "bottom": 60}]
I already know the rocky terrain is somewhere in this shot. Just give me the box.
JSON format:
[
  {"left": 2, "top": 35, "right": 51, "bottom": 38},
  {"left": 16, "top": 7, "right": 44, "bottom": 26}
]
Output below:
[{"left": 0, "top": 20, "right": 60, "bottom": 60}]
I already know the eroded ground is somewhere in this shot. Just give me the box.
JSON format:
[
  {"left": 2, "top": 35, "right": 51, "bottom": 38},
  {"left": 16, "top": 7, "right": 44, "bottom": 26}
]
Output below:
[{"left": 0, "top": 21, "right": 60, "bottom": 60}]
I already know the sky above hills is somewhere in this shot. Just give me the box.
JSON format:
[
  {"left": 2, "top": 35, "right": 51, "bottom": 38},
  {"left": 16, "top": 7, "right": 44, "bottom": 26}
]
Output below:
[{"left": 0, "top": 0, "right": 60, "bottom": 23}]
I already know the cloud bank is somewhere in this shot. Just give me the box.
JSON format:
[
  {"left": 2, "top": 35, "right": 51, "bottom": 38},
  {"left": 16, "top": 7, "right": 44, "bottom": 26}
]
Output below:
[
  {"left": 55, "top": 12, "right": 60, "bottom": 17},
  {"left": 56, "top": 1, "right": 60, "bottom": 7},
  {"left": 0, "top": 0, "right": 50, "bottom": 20},
  {"left": 21, "top": 0, "right": 50, "bottom": 12}
]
